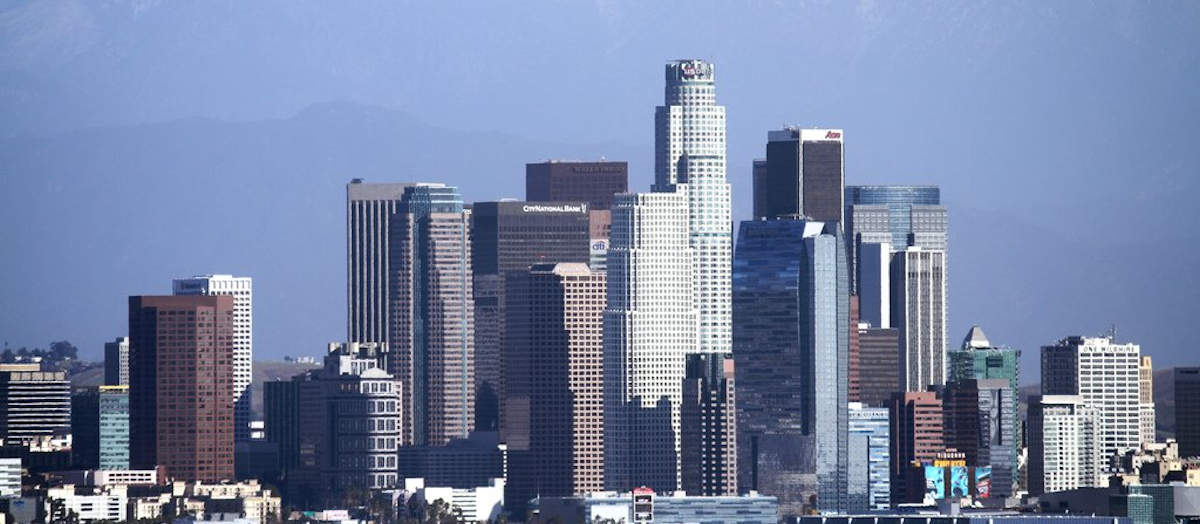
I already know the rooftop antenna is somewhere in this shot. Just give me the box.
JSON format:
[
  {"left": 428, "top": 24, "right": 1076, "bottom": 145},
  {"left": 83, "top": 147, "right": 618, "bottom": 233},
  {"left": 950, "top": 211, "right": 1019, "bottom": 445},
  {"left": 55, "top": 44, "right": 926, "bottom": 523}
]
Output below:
[{"left": 1108, "top": 323, "right": 1117, "bottom": 341}]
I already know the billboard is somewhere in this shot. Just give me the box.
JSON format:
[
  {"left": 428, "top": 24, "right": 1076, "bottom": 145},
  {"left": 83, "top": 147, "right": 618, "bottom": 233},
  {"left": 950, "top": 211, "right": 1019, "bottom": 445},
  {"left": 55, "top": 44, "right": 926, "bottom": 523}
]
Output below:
[
  {"left": 975, "top": 467, "right": 992, "bottom": 499},
  {"left": 924, "top": 466, "right": 945, "bottom": 500},
  {"left": 950, "top": 466, "right": 969, "bottom": 498}
]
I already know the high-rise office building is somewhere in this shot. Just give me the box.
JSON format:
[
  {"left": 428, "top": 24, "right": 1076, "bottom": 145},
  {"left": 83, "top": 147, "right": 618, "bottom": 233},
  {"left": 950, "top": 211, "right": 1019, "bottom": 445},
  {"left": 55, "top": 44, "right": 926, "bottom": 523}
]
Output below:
[
  {"left": 128, "top": 295, "right": 235, "bottom": 482},
  {"left": 754, "top": 127, "right": 845, "bottom": 223},
  {"left": 505, "top": 263, "right": 606, "bottom": 499},
  {"left": 1139, "top": 356, "right": 1156, "bottom": 446},
  {"left": 857, "top": 242, "right": 891, "bottom": 329},
  {"left": 681, "top": 352, "right": 737, "bottom": 496},
  {"left": 346, "top": 180, "right": 414, "bottom": 345},
  {"left": 1175, "top": 368, "right": 1200, "bottom": 458},
  {"left": 71, "top": 388, "right": 100, "bottom": 469},
  {"left": 1028, "top": 395, "right": 1102, "bottom": 495},
  {"left": 943, "top": 378, "right": 1016, "bottom": 498},
  {"left": 891, "top": 247, "right": 947, "bottom": 391},
  {"left": 293, "top": 342, "right": 401, "bottom": 502},
  {"left": 654, "top": 60, "right": 731, "bottom": 357},
  {"left": 98, "top": 386, "right": 129, "bottom": 470},
  {"left": 0, "top": 364, "right": 70, "bottom": 447},
  {"left": 525, "top": 161, "right": 628, "bottom": 211},
  {"left": 525, "top": 160, "right": 627, "bottom": 273},
  {"left": 844, "top": 185, "right": 946, "bottom": 294},
  {"left": 849, "top": 297, "right": 861, "bottom": 403},
  {"left": 603, "top": 190, "right": 696, "bottom": 493},
  {"left": 264, "top": 380, "right": 300, "bottom": 479},
  {"left": 103, "top": 337, "right": 129, "bottom": 386},
  {"left": 1041, "top": 336, "right": 1141, "bottom": 462},
  {"left": 947, "top": 325, "right": 1020, "bottom": 482},
  {"left": 848, "top": 402, "right": 890, "bottom": 512},
  {"left": 389, "top": 183, "right": 474, "bottom": 446},
  {"left": 470, "top": 201, "right": 591, "bottom": 435},
  {"left": 857, "top": 325, "right": 901, "bottom": 408},
  {"left": 173, "top": 274, "right": 253, "bottom": 442},
  {"left": 889, "top": 391, "right": 944, "bottom": 504},
  {"left": 733, "top": 218, "right": 849, "bottom": 514}
]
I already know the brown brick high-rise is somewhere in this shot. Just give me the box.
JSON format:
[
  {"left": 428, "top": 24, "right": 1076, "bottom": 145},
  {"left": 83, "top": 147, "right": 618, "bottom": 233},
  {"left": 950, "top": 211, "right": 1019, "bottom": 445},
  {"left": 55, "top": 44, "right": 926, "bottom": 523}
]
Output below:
[
  {"left": 129, "top": 295, "right": 235, "bottom": 482},
  {"left": 889, "top": 391, "right": 943, "bottom": 503}
]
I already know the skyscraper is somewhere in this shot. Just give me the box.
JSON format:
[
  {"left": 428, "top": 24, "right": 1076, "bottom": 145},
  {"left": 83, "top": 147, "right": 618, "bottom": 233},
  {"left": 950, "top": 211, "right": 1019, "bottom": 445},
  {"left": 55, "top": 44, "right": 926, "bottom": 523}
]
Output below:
[
  {"left": 128, "top": 295, "right": 235, "bottom": 482},
  {"left": 755, "top": 127, "right": 845, "bottom": 223},
  {"left": 654, "top": 59, "right": 731, "bottom": 356},
  {"left": 1028, "top": 395, "right": 1102, "bottom": 495},
  {"left": 389, "top": 183, "right": 474, "bottom": 446},
  {"left": 98, "top": 385, "right": 129, "bottom": 470},
  {"left": 733, "top": 218, "right": 849, "bottom": 514},
  {"left": 1139, "top": 355, "right": 1156, "bottom": 446},
  {"left": 848, "top": 402, "right": 890, "bottom": 512},
  {"left": 508, "top": 263, "right": 605, "bottom": 498},
  {"left": 681, "top": 352, "right": 737, "bottom": 496},
  {"left": 470, "top": 201, "right": 591, "bottom": 435},
  {"left": 943, "top": 378, "right": 1017, "bottom": 498},
  {"left": 603, "top": 190, "right": 696, "bottom": 493},
  {"left": 947, "top": 325, "right": 1021, "bottom": 482},
  {"left": 346, "top": 180, "right": 414, "bottom": 345},
  {"left": 856, "top": 324, "right": 901, "bottom": 408},
  {"left": 173, "top": 274, "right": 253, "bottom": 442},
  {"left": 103, "top": 337, "right": 129, "bottom": 386},
  {"left": 0, "top": 364, "right": 71, "bottom": 446},
  {"left": 843, "top": 185, "right": 946, "bottom": 294},
  {"left": 525, "top": 161, "right": 628, "bottom": 210},
  {"left": 1174, "top": 368, "right": 1200, "bottom": 458},
  {"left": 891, "top": 247, "right": 947, "bottom": 391},
  {"left": 888, "top": 391, "right": 944, "bottom": 504},
  {"left": 1041, "top": 336, "right": 1141, "bottom": 461}
]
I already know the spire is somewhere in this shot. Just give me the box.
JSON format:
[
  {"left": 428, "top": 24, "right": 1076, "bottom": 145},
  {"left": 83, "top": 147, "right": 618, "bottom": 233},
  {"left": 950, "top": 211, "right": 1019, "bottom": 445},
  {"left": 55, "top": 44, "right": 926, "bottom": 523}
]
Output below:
[{"left": 961, "top": 325, "right": 991, "bottom": 350}]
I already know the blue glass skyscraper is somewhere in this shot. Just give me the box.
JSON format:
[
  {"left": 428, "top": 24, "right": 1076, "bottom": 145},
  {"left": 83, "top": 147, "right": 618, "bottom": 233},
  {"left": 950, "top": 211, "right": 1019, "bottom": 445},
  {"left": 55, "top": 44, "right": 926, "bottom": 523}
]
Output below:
[
  {"left": 734, "top": 218, "right": 849, "bottom": 515},
  {"left": 98, "top": 385, "right": 129, "bottom": 469},
  {"left": 848, "top": 402, "right": 890, "bottom": 512}
]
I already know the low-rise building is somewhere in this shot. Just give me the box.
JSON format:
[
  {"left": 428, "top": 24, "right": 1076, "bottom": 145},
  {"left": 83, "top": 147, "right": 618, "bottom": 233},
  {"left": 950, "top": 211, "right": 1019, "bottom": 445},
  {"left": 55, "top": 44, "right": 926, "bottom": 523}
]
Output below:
[
  {"left": 402, "top": 477, "right": 505, "bottom": 523},
  {"left": 533, "top": 489, "right": 779, "bottom": 524}
]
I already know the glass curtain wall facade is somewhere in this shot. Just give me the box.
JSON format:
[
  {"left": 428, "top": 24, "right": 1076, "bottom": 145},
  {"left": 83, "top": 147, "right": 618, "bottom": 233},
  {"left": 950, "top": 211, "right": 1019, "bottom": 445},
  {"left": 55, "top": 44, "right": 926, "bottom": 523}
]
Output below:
[{"left": 733, "top": 218, "right": 849, "bottom": 515}]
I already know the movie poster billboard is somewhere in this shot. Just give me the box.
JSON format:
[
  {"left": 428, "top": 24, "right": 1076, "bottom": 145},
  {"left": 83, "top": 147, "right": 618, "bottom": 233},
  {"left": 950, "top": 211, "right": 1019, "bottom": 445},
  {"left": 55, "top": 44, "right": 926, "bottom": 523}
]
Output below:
[
  {"left": 949, "top": 466, "right": 968, "bottom": 498},
  {"left": 924, "top": 466, "right": 945, "bottom": 500},
  {"left": 975, "top": 467, "right": 992, "bottom": 498}
]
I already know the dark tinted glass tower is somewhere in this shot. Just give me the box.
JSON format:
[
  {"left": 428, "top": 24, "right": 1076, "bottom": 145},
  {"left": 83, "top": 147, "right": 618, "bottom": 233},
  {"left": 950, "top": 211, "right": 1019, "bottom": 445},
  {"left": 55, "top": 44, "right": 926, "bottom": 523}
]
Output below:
[
  {"left": 1175, "top": 368, "right": 1200, "bottom": 457},
  {"left": 733, "top": 218, "right": 849, "bottom": 515},
  {"left": 525, "top": 161, "right": 628, "bottom": 211},
  {"left": 470, "top": 201, "right": 591, "bottom": 436},
  {"left": 681, "top": 352, "right": 737, "bottom": 496},
  {"left": 755, "top": 128, "right": 844, "bottom": 223}
]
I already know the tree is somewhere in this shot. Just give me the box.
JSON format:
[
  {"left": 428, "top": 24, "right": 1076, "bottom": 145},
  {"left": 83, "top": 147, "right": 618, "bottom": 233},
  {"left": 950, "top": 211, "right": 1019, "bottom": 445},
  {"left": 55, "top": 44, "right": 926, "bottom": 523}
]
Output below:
[{"left": 49, "top": 340, "right": 78, "bottom": 361}]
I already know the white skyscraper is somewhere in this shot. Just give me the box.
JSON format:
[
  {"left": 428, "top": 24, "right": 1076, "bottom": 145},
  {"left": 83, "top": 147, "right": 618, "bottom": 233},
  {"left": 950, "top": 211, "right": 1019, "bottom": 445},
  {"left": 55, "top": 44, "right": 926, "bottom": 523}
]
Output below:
[
  {"left": 1028, "top": 395, "right": 1103, "bottom": 495},
  {"left": 603, "top": 190, "right": 697, "bottom": 492},
  {"left": 1041, "top": 336, "right": 1142, "bottom": 462},
  {"left": 173, "top": 274, "right": 253, "bottom": 441},
  {"left": 1140, "top": 355, "right": 1157, "bottom": 446},
  {"left": 654, "top": 59, "right": 731, "bottom": 355},
  {"left": 890, "top": 247, "right": 947, "bottom": 391}
]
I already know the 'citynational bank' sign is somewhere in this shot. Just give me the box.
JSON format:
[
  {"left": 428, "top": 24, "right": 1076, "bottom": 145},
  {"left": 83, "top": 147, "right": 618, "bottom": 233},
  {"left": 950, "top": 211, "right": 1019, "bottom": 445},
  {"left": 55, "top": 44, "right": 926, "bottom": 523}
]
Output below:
[{"left": 523, "top": 204, "right": 588, "bottom": 214}]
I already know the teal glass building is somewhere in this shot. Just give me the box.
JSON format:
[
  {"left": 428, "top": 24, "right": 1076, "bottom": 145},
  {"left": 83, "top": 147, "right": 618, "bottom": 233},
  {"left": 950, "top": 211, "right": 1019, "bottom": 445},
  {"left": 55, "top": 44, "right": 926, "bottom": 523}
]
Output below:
[{"left": 98, "top": 385, "right": 129, "bottom": 470}]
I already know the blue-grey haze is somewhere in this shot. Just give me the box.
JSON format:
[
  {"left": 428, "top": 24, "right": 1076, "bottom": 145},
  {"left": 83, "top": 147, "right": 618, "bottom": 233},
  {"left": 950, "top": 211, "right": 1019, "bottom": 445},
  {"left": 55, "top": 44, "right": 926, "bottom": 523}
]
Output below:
[{"left": 0, "top": 1, "right": 1198, "bottom": 383}]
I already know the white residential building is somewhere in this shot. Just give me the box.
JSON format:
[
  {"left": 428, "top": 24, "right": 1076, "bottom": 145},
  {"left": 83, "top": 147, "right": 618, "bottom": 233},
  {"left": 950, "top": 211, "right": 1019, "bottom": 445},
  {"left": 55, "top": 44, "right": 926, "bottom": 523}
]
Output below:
[
  {"left": 46, "top": 484, "right": 128, "bottom": 522},
  {"left": 1028, "top": 395, "right": 1102, "bottom": 495},
  {"left": 603, "top": 190, "right": 697, "bottom": 492},
  {"left": 654, "top": 59, "right": 731, "bottom": 356},
  {"left": 0, "top": 457, "right": 18, "bottom": 497},
  {"left": 1042, "top": 336, "right": 1142, "bottom": 462},
  {"left": 174, "top": 274, "right": 253, "bottom": 441},
  {"left": 891, "top": 247, "right": 947, "bottom": 391}
]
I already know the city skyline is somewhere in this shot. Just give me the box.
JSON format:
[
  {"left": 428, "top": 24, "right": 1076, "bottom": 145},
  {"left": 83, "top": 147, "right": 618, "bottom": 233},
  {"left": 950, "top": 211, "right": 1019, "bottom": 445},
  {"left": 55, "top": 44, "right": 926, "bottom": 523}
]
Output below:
[{"left": 2, "top": 3, "right": 1196, "bottom": 384}]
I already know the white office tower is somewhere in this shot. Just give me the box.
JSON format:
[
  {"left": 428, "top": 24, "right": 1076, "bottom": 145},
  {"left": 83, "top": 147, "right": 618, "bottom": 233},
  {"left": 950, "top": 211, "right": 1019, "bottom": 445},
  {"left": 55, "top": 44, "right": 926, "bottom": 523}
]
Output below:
[
  {"left": 890, "top": 247, "right": 947, "bottom": 391},
  {"left": 1041, "top": 336, "right": 1142, "bottom": 462},
  {"left": 173, "top": 274, "right": 253, "bottom": 442},
  {"left": 603, "top": 190, "right": 697, "bottom": 492},
  {"left": 654, "top": 59, "right": 731, "bottom": 355},
  {"left": 1028, "top": 395, "right": 1102, "bottom": 495},
  {"left": 1140, "top": 355, "right": 1156, "bottom": 446}
]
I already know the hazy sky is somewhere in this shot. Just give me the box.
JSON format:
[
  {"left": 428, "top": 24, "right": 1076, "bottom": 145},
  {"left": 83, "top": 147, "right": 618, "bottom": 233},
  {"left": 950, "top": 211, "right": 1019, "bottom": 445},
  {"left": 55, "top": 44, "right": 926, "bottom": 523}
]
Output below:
[{"left": 1, "top": 1, "right": 1198, "bottom": 381}]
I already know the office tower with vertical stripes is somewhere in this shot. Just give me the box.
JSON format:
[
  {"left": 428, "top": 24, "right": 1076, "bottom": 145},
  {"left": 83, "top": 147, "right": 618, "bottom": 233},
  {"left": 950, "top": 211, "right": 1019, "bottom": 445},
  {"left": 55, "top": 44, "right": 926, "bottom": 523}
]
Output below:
[
  {"left": 388, "top": 183, "right": 474, "bottom": 446},
  {"left": 654, "top": 59, "right": 731, "bottom": 356},
  {"left": 603, "top": 190, "right": 696, "bottom": 493},
  {"left": 347, "top": 180, "right": 414, "bottom": 345},
  {"left": 1041, "top": 336, "right": 1141, "bottom": 462},
  {"left": 891, "top": 247, "right": 947, "bottom": 391}
]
